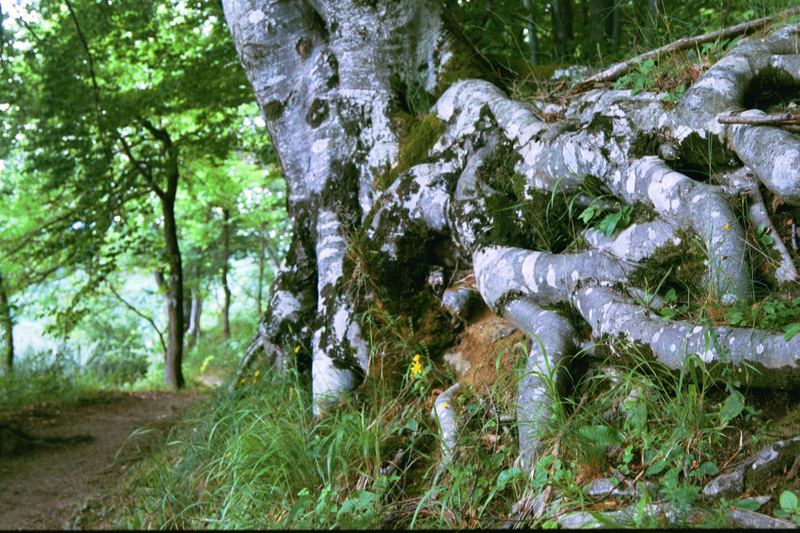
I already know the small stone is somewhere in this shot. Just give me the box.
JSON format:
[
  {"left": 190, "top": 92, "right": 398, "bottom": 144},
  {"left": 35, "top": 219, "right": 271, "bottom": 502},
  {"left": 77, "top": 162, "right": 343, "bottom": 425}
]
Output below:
[{"left": 585, "top": 477, "right": 618, "bottom": 498}]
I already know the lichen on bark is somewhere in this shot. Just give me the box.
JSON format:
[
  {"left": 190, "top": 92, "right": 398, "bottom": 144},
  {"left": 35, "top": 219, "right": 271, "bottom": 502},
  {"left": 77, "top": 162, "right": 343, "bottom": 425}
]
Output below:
[{"left": 224, "top": 0, "right": 800, "bottom": 466}]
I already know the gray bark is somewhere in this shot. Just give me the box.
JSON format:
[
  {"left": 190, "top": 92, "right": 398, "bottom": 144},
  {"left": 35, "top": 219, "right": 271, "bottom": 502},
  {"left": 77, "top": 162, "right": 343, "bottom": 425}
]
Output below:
[
  {"left": 186, "top": 287, "right": 202, "bottom": 348},
  {"left": 221, "top": 208, "right": 232, "bottom": 342},
  {"left": 0, "top": 272, "right": 13, "bottom": 376},
  {"left": 224, "top": 2, "right": 800, "bottom": 465},
  {"left": 522, "top": 0, "right": 538, "bottom": 65}
]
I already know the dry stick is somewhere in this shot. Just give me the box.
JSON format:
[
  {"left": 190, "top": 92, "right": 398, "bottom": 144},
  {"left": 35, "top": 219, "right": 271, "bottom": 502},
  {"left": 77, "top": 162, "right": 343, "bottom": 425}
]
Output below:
[
  {"left": 718, "top": 112, "right": 800, "bottom": 126},
  {"left": 568, "top": 6, "right": 800, "bottom": 96}
]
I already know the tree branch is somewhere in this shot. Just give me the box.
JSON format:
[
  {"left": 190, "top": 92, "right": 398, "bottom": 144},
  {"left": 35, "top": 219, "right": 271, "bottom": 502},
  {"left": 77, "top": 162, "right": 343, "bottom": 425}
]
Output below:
[
  {"left": 718, "top": 112, "right": 800, "bottom": 126},
  {"left": 105, "top": 282, "right": 168, "bottom": 356},
  {"left": 64, "top": 0, "right": 102, "bottom": 116},
  {"left": 569, "top": 6, "right": 800, "bottom": 95}
]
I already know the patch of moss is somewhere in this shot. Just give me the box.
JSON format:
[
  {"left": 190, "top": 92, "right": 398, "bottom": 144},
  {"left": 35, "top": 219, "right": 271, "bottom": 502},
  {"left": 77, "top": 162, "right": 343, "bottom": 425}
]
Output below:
[
  {"left": 345, "top": 220, "right": 457, "bottom": 364},
  {"left": 669, "top": 132, "right": 739, "bottom": 180},
  {"left": 436, "top": 12, "right": 502, "bottom": 98},
  {"left": 629, "top": 132, "right": 660, "bottom": 159},
  {"left": 628, "top": 230, "right": 707, "bottom": 302},
  {"left": 263, "top": 100, "right": 284, "bottom": 120},
  {"left": 375, "top": 113, "right": 446, "bottom": 190}
]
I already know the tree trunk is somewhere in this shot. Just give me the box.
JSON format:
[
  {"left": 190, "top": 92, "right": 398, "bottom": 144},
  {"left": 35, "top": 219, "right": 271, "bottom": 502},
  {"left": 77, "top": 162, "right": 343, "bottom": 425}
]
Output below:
[
  {"left": 550, "top": 0, "right": 574, "bottom": 62},
  {"left": 221, "top": 207, "right": 232, "bottom": 342},
  {"left": 225, "top": 1, "right": 800, "bottom": 461},
  {"left": 522, "top": 0, "right": 538, "bottom": 65},
  {"left": 646, "top": 0, "right": 658, "bottom": 47},
  {"left": 257, "top": 223, "right": 266, "bottom": 316},
  {"left": 161, "top": 192, "right": 185, "bottom": 389},
  {"left": 0, "top": 272, "right": 13, "bottom": 376},
  {"left": 588, "top": 0, "right": 614, "bottom": 59},
  {"left": 182, "top": 290, "right": 192, "bottom": 333},
  {"left": 186, "top": 287, "right": 202, "bottom": 348},
  {"left": 141, "top": 120, "right": 185, "bottom": 390}
]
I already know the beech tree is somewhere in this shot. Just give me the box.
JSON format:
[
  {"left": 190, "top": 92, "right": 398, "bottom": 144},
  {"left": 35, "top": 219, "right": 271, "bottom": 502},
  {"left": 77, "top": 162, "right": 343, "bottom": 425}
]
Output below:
[
  {"left": 223, "top": 1, "right": 800, "bottom": 462},
  {"left": 227, "top": 1, "right": 800, "bottom": 466}
]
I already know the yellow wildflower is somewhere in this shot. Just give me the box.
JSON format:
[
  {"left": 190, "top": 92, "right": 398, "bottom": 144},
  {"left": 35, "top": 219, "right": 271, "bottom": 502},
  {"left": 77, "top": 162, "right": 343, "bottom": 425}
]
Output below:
[
  {"left": 294, "top": 345, "right": 301, "bottom": 353},
  {"left": 255, "top": 370, "right": 261, "bottom": 377},
  {"left": 409, "top": 360, "right": 423, "bottom": 378},
  {"left": 239, "top": 378, "right": 246, "bottom": 385},
  {"left": 412, "top": 353, "right": 421, "bottom": 363},
  {"left": 441, "top": 402, "right": 449, "bottom": 410},
  {"left": 722, "top": 223, "right": 732, "bottom": 230}
]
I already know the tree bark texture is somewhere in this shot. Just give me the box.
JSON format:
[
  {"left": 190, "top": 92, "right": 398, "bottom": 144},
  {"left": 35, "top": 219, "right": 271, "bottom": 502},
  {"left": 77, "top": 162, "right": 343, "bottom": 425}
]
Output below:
[
  {"left": 550, "top": 0, "right": 573, "bottom": 62},
  {"left": 221, "top": 207, "right": 232, "bottom": 342},
  {"left": 522, "top": 0, "right": 538, "bottom": 65},
  {"left": 0, "top": 272, "right": 13, "bottom": 376},
  {"left": 187, "top": 287, "right": 203, "bottom": 348},
  {"left": 225, "top": 1, "right": 800, "bottom": 460},
  {"left": 161, "top": 190, "right": 185, "bottom": 389}
]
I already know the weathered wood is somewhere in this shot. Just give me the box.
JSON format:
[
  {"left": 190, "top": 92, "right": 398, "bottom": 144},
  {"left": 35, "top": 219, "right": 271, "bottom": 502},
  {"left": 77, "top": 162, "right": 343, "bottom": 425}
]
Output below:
[{"left": 569, "top": 6, "right": 800, "bottom": 95}]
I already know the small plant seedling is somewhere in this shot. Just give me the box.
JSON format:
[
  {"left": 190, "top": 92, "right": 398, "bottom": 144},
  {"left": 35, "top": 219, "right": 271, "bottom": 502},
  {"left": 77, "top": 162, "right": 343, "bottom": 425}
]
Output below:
[{"left": 775, "top": 490, "right": 800, "bottom": 525}]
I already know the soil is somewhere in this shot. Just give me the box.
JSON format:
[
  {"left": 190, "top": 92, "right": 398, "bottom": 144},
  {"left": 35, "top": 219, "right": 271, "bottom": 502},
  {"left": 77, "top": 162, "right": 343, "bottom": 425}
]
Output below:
[
  {"left": 443, "top": 310, "right": 527, "bottom": 390},
  {"left": 0, "top": 391, "right": 203, "bottom": 530}
]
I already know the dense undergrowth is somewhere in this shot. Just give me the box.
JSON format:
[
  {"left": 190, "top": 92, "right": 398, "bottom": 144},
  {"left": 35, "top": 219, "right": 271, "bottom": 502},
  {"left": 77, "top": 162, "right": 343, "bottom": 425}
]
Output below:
[
  {"left": 6, "top": 2, "right": 800, "bottom": 528},
  {"left": 98, "top": 302, "right": 800, "bottom": 529},
  {"left": 0, "top": 315, "right": 254, "bottom": 411}
]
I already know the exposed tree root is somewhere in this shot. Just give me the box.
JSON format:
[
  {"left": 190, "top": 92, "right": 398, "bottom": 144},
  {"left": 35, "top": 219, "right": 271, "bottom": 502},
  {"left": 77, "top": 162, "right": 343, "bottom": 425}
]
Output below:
[{"left": 225, "top": 0, "right": 800, "bottom": 481}]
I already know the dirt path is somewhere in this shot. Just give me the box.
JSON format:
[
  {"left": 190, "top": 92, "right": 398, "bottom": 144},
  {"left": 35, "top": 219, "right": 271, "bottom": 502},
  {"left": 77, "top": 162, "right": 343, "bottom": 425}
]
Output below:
[{"left": 0, "top": 391, "right": 203, "bottom": 530}]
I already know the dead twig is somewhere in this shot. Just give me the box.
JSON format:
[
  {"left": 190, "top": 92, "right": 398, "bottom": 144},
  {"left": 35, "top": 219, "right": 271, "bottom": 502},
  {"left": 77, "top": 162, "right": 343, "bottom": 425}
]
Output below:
[
  {"left": 717, "top": 112, "right": 800, "bottom": 126},
  {"left": 568, "top": 6, "right": 800, "bottom": 96}
]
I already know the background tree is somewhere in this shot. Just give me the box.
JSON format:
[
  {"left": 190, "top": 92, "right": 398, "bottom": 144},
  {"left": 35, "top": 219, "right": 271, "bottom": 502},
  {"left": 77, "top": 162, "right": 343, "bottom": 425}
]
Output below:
[{"left": 1, "top": 0, "right": 254, "bottom": 388}]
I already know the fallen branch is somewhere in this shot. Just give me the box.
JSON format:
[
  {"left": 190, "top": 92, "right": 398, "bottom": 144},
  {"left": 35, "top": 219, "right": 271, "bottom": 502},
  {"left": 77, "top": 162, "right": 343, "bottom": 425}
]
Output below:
[
  {"left": 718, "top": 112, "right": 800, "bottom": 126},
  {"left": 568, "top": 6, "right": 800, "bottom": 96}
]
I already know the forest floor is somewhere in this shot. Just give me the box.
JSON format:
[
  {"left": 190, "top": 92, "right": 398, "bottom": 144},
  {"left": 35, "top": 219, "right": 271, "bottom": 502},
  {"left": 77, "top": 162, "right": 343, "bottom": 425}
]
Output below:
[{"left": 0, "top": 390, "right": 204, "bottom": 530}]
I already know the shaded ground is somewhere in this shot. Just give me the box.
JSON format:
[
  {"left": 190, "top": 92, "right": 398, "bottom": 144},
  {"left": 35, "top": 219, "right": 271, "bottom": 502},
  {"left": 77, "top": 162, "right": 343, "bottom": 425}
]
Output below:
[{"left": 0, "top": 391, "right": 202, "bottom": 530}]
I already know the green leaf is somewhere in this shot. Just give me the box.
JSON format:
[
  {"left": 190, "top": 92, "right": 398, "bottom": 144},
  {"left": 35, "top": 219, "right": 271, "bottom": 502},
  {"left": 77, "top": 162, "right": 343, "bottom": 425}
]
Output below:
[
  {"left": 724, "top": 309, "right": 745, "bottom": 325},
  {"left": 578, "top": 424, "right": 622, "bottom": 447},
  {"left": 579, "top": 205, "right": 600, "bottom": 224},
  {"left": 732, "top": 498, "right": 763, "bottom": 511},
  {"left": 645, "top": 459, "right": 669, "bottom": 477},
  {"left": 719, "top": 390, "right": 745, "bottom": 425},
  {"left": 784, "top": 323, "right": 800, "bottom": 341},
  {"left": 596, "top": 210, "right": 623, "bottom": 236},
  {"left": 403, "top": 419, "right": 418, "bottom": 433},
  {"left": 622, "top": 398, "right": 648, "bottom": 433},
  {"left": 496, "top": 467, "right": 521, "bottom": 491},
  {"left": 780, "top": 490, "right": 799, "bottom": 512},
  {"left": 663, "top": 288, "right": 678, "bottom": 304},
  {"left": 691, "top": 461, "right": 718, "bottom": 478}
]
